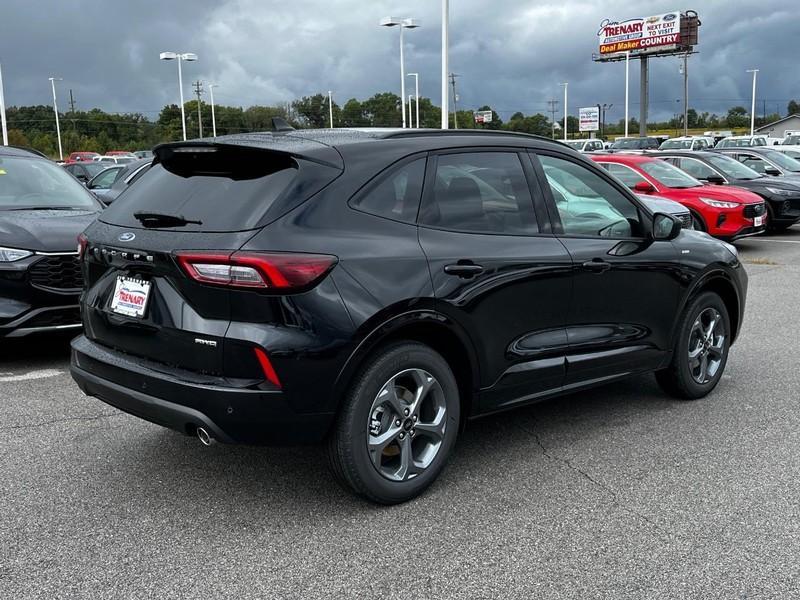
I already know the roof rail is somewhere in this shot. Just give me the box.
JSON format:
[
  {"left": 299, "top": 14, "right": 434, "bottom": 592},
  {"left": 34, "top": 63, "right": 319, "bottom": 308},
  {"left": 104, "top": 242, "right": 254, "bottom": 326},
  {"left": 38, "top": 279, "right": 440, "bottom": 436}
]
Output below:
[{"left": 382, "top": 128, "right": 565, "bottom": 145}]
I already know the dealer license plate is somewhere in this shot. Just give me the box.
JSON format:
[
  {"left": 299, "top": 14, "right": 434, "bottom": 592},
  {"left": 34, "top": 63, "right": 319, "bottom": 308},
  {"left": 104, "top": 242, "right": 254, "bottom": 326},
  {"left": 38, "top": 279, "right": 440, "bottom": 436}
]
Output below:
[
  {"left": 754, "top": 216, "right": 763, "bottom": 227},
  {"left": 110, "top": 276, "right": 151, "bottom": 318}
]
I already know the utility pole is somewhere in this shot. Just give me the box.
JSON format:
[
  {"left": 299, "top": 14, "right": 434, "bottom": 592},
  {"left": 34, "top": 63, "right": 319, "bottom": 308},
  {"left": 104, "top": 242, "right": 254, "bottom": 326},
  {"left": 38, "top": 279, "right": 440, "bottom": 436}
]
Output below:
[
  {"left": 681, "top": 53, "right": 688, "bottom": 136},
  {"left": 449, "top": 72, "right": 460, "bottom": 129},
  {"left": 547, "top": 99, "right": 559, "bottom": 139},
  {"left": 193, "top": 80, "right": 203, "bottom": 138},
  {"left": 68, "top": 89, "right": 77, "bottom": 114}
]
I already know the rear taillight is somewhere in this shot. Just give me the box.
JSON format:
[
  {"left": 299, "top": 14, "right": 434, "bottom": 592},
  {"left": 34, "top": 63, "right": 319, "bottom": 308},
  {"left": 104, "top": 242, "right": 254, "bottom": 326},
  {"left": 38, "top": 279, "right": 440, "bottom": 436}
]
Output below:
[
  {"left": 77, "top": 233, "right": 88, "bottom": 259},
  {"left": 253, "top": 347, "right": 282, "bottom": 388},
  {"left": 175, "top": 251, "right": 337, "bottom": 291}
]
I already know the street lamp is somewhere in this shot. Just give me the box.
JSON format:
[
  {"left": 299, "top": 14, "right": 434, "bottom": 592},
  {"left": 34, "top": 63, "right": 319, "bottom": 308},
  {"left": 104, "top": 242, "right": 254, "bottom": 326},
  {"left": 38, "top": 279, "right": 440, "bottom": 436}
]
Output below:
[
  {"left": 624, "top": 51, "right": 630, "bottom": 138},
  {"left": 407, "top": 72, "right": 420, "bottom": 128},
  {"left": 746, "top": 69, "right": 759, "bottom": 136},
  {"left": 159, "top": 51, "right": 198, "bottom": 141},
  {"left": 48, "top": 77, "right": 63, "bottom": 161},
  {"left": 560, "top": 82, "right": 568, "bottom": 141},
  {"left": 380, "top": 16, "right": 420, "bottom": 129},
  {"left": 441, "top": 0, "right": 449, "bottom": 129},
  {"left": 208, "top": 83, "right": 217, "bottom": 138},
  {"left": 328, "top": 90, "right": 334, "bottom": 128},
  {"left": 0, "top": 62, "right": 8, "bottom": 146}
]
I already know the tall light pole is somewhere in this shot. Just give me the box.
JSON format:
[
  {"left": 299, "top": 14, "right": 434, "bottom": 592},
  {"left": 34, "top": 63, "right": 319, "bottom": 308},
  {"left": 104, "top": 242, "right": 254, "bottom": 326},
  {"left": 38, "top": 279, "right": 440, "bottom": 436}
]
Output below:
[
  {"left": 408, "top": 95, "right": 414, "bottom": 127},
  {"left": 328, "top": 90, "right": 334, "bottom": 128},
  {"left": 159, "top": 51, "right": 198, "bottom": 141},
  {"left": 208, "top": 83, "right": 217, "bottom": 138},
  {"left": 561, "top": 82, "right": 568, "bottom": 141},
  {"left": 380, "top": 16, "right": 420, "bottom": 129},
  {"left": 441, "top": 0, "right": 449, "bottom": 129},
  {"left": 624, "top": 51, "right": 630, "bottom": 138},
  {"left": 48, "top": 77, "right": 63, "bottom": 161},
  {"left": 0, "top": 62, "right": 8, "bottom": 146},
  {"left": 680, "top": 53, "right": 689, "bottom": 136},
  {"left": 747, "top": 69, "right": 759, "bottom": 136},
  {"left": 407, "top": 72, "right": 420, "bottom": 128}
]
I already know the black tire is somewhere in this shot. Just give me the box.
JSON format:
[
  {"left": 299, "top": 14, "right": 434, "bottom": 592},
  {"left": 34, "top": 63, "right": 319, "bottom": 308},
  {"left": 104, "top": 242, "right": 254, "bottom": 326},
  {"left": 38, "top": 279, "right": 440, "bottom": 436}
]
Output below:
[
  {"left": 327, "top": 342, "right": 460, "bottom": 504},
  {"left": 656, "top": 291, "right": 730, "bottom": 400}
]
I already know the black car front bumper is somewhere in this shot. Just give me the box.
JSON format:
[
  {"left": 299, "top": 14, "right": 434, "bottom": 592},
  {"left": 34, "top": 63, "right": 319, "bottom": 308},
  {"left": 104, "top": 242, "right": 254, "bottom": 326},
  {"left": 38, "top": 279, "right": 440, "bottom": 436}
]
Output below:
[{"left": 70, "top": 336, "right": 335, "bottom": 445}]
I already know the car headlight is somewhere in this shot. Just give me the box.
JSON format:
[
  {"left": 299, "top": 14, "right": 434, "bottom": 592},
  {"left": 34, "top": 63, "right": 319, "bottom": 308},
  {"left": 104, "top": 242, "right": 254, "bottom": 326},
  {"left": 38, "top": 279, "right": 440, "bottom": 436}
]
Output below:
[
  {"left": 765, "top": 187, "right": 796, "bottom": 197},
  {"left": 700, "top": 197, "right": 740, "bottom": 209},
  {"left": 0, "top": 247, "right": 34, "bottom": 262}
]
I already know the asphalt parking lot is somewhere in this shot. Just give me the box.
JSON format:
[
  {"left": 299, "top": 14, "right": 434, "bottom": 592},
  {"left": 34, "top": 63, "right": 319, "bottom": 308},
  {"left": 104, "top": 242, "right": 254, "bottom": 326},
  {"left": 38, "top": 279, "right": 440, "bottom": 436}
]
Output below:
[{"left": 2, "top": 228, "right": 799, "bottom": 599}]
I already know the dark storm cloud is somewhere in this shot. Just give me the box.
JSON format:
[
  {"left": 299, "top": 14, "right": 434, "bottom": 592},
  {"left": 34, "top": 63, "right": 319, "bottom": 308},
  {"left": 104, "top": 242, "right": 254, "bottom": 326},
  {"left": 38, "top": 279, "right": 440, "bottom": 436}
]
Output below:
[{"left": 0, "top": 0, "right": 796, "bottom": 122}]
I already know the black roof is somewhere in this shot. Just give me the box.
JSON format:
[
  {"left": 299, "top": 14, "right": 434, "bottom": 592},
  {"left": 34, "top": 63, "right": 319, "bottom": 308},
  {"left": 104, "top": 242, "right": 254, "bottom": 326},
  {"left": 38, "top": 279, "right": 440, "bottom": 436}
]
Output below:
[{"left": 0, "top": 145, "right": 46, "bottom": 159}]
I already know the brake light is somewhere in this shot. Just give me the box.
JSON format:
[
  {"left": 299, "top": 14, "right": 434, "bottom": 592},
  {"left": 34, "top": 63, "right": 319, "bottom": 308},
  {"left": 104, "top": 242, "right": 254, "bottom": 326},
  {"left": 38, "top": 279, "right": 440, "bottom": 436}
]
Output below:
[
  {"left": 77, "top": 233, "right": 88, "bottom": 259},
  {"left": 175, "top": 251, "right": 337, "bottom": 290},
  {"left": 253, "top": 347, "right": 282, "bottom": 388}
]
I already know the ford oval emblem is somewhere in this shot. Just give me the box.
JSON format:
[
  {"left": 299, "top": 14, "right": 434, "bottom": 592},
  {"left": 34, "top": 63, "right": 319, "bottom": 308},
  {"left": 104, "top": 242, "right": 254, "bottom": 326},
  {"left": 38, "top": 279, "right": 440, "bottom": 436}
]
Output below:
[{"left": 118, "top": 232, "right": 136, "bottom": 242}]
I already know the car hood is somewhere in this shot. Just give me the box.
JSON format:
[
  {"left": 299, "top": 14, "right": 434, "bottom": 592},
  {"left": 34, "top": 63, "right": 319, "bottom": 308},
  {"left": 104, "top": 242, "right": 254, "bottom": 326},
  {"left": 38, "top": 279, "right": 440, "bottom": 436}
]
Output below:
[
  {"left": 637, "top": 194, "right": 689, "bottom": 215},
  {"left": 731, "top": 177, "right": 800, "bottom": 193},
  {"left": 0, "top": 209, "right": 100, "bottom": 252},
  {"left": 673, "top": 184, "right": 763, "bottom": 205}
]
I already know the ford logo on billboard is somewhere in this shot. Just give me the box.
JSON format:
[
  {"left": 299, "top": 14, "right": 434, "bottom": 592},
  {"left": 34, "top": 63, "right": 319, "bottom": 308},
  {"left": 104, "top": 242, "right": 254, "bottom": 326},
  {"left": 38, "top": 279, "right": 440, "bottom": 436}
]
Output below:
[
  {"left": 118, "top": 232, "right": 136, "bottom": 242},
  {"left": 663, "top": 13, "right": 677, "bottom": 21}
]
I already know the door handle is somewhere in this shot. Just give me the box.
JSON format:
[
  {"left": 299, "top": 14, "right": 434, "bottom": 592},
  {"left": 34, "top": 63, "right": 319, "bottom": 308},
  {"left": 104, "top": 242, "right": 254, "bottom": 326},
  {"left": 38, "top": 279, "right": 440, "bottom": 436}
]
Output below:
[
  {"left": 444, "top": 262, "right": 484, "bottom": 278},
  {"left": 581, "top": 259, "right": 611, "bottom": 273}
]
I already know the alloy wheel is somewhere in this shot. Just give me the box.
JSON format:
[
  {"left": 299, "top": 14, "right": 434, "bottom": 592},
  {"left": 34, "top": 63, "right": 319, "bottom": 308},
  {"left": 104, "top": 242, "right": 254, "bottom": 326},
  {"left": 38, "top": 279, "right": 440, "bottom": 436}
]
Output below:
[
  {"left": 688, "top": 307, "right": 726, "bottom": 384},
  {"left": 366, "top": 368, "right": 447, "bottom": 482}
]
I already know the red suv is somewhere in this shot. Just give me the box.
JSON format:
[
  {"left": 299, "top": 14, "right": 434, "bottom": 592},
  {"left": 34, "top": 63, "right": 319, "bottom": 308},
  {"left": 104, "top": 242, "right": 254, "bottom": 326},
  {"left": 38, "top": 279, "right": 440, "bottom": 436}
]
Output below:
[{"left": 591, "top": 154, "right": 767, "bottom": 240}]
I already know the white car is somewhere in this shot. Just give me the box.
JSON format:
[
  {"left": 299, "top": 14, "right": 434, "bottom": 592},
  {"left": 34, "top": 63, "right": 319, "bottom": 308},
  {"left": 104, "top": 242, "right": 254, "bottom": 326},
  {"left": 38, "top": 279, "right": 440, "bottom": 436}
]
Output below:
[
  {"left": 715, "top": 135, "right": 769, "bottom": 148},
  {"left": 92, "top": 155, "right": 137, "bottom": 165},
  {"left": 565, "top": 139, "right": 605, "bottom": 153},
  {"left": 659, "top": 136, "right": 715, "bottom": 151}
]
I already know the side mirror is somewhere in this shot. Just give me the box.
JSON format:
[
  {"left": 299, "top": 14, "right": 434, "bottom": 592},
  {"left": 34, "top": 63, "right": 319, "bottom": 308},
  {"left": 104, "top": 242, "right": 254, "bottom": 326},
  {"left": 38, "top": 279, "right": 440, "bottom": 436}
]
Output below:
[
  {"left": 764, "top": 166, "right": 781, "bottom": 176},
  {"left": 634, "top": 181, "right": 656, "bottom": 193},
  {"left": 706, "top": 174, "right": 725, "bottom": 185},
  {"left": 652, "top": 212, "right": 682, "bottom": 241}
]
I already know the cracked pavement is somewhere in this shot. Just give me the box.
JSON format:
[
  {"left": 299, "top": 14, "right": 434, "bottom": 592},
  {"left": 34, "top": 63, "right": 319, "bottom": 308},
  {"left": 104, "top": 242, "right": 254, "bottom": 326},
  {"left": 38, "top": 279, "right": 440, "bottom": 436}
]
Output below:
[{"left": 2, "top": 228, "right": 800, "bottom": 599}]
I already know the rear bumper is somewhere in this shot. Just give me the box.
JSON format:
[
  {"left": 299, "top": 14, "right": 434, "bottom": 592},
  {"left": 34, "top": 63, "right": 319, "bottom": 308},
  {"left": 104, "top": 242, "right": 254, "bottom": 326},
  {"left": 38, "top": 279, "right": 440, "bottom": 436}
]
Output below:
[{"left": 70, "top": 335, "right": 334, "bottom": 445}]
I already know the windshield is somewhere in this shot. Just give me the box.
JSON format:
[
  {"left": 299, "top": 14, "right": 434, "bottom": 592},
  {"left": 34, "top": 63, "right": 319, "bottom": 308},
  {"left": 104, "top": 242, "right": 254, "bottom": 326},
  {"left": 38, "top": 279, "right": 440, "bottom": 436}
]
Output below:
[
  {"left": 0, "top": 156, "right": 101, "bottom": 210},
  {"left": 83, "top": 162, "right": 107, "bottom": 177},
  {"left": 718, "top": 137, "right": 763, "bottom": 148},
  {"left": 762, "top": 150, "right": 800, "bottom": 172},
  {"left": 706, "top": 154, "right": 763, "bottom": 180},
  {"left": 640, "top": 160, "right": 702, "bottom": 188},
  {"left": 782, "top": 135, "right": 800, "bottom": 145},
  {"left": 566, "top": 141, "right": 585, "bottom": 150},
  {"left": 611, "top": 138, "right": 647, "bottom": 149},
  {"left": 660, "top": 139, "right": 692, "bottom": 150}
]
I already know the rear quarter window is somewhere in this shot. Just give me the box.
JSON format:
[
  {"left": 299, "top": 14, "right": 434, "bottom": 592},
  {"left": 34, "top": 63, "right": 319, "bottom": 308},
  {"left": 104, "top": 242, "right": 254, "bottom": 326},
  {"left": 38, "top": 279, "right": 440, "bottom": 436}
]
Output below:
[{"left": 349, "top": 157, "right": 426, "bottom": 223}]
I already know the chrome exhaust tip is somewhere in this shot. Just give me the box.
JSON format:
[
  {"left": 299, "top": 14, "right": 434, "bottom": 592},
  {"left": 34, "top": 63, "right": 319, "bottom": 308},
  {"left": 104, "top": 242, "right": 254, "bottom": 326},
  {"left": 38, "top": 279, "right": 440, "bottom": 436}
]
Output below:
[{"left": 196, "top": 426, "right": 214, "bottom": 446}]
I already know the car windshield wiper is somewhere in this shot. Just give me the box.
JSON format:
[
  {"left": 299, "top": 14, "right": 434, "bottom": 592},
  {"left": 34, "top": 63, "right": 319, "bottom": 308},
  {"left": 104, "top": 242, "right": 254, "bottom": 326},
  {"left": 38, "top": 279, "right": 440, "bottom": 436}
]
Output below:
[
  {"left": 133, "top": 211, "right": 203, "bottom": 228},
  {"left": 3, "top": 206, "right": 85, "bottom": 211}
]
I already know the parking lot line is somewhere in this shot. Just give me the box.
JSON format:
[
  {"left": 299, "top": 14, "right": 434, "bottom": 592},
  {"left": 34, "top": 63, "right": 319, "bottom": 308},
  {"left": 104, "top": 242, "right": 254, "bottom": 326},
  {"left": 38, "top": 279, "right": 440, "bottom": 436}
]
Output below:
[
  {"left": 741, "top": 239, "right": 800, "bottom": 244},
  {"left": 0, "top": 369, "right": 64, "bottom": 382}
]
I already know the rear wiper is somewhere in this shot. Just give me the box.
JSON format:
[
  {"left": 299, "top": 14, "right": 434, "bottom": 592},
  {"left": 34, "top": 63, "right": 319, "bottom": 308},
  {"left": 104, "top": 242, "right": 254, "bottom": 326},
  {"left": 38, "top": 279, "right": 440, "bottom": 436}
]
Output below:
[{"left": 133, "top": 211, "right": 203, "bottom": 228}]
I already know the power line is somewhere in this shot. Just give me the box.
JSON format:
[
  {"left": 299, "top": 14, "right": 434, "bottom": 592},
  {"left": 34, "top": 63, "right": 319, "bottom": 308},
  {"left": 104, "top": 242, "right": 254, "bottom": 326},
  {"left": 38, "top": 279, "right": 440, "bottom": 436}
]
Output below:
[{"left": 192, "top": 80, "right": 204, "bottom": 138}]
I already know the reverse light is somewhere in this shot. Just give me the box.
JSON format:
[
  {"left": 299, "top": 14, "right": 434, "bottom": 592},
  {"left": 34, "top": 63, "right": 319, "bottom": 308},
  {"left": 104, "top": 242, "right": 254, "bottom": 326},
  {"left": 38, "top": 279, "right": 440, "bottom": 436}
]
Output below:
[
  {"left": 176, "top": 251, "right": 337, "bottom": 291},
  {"left": 0, "top": 247, "right": 33, "bottom": 262},
  {"left": 700, "top": 197, "right": 740, "bottom": 209},
  {"left": 765, "top": 187, "right": 796, "bottom": 197}
]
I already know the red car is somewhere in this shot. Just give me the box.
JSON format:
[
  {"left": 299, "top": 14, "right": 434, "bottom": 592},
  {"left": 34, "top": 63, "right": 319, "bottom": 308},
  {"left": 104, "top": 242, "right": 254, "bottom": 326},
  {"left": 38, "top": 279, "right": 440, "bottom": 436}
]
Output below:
[
  {"left": 590, "top": 154, "right": 767, "bottom": 240},
  {"left": 65, "top": 151, "right": 100, "bottom": 164}
]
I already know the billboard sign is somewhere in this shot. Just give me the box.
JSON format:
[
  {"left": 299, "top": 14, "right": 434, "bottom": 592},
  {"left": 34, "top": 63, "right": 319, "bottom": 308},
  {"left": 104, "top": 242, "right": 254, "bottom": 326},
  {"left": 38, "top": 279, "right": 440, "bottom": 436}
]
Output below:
[
  {"left": 474, "top": 110, "right": 493, "bottom": 124},
  {"left": 579, "top": 106, "right": 600, "bottom": 132},
  {"left": 597, "top": 11, "right": 681, "bottom": 58}
]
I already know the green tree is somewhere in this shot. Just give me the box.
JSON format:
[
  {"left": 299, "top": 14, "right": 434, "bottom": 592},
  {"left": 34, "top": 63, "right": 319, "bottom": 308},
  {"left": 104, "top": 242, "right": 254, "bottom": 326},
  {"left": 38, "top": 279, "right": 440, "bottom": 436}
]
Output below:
[
  {"left": 726, "top": 106, "right": 749, "bottom": 128},
  {"left": 362, "top": 92, "right": 402, "bottom": 127},
  {"left": 7, "top": 129, "right": 29, "bottom": 147},
  {"left": 504, "top": 113, "right": 551, "bottom": 136},
  {"left": 788, "top": 100, "right": 800, "bottom": 115},
  {"left": 293, "top": 94, "right": 330, "bottom": 128},
  {"left": 341, "top": 98, "right": 368, "bottom": 127}
]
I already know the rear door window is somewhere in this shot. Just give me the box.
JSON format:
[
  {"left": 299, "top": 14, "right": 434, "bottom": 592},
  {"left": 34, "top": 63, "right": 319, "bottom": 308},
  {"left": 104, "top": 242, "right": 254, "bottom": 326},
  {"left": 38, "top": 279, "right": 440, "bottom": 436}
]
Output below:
[{"left": 419, "top": 152, "right": 538, "bottom": 235}]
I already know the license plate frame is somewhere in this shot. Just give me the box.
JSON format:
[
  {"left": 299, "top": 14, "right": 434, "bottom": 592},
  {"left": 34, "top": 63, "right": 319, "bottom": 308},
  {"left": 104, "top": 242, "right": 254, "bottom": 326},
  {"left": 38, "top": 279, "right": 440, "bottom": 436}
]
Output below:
[
  {"left": 754, "top": 215, "right": 763, "bottom": 227},
  {"left": 109, "top": 275, "right": 151, "bottom": 318}
]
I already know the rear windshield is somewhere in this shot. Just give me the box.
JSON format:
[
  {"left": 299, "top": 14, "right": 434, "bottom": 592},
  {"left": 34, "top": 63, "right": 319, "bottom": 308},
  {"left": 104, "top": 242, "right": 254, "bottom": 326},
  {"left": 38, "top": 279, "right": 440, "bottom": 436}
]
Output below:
[{"left": 100, "top": 146, "right": 301, "bottom": 232}]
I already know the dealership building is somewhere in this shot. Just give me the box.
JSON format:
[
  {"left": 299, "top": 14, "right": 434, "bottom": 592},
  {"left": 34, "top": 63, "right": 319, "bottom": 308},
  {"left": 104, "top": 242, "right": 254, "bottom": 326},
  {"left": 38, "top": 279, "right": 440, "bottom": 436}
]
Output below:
[{"left": 755, "top": 114, "right": 800, "bottom": 139}]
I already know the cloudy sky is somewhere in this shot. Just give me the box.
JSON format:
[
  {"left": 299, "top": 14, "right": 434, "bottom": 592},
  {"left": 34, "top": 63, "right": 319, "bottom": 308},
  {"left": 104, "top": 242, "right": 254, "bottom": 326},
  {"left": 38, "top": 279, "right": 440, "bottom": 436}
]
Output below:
[{"left": 0, "top": 0, "right": 797, "bottom": 123}]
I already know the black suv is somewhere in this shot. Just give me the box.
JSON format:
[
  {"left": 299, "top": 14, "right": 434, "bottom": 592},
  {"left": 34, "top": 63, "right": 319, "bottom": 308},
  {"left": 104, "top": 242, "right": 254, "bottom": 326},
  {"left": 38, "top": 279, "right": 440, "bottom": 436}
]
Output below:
[
  {"left": 70, "top": 130, "right": 747, "bottom": 503},
  {"left": 1, "top": 146, "right": 103, "bottom": 337}
]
